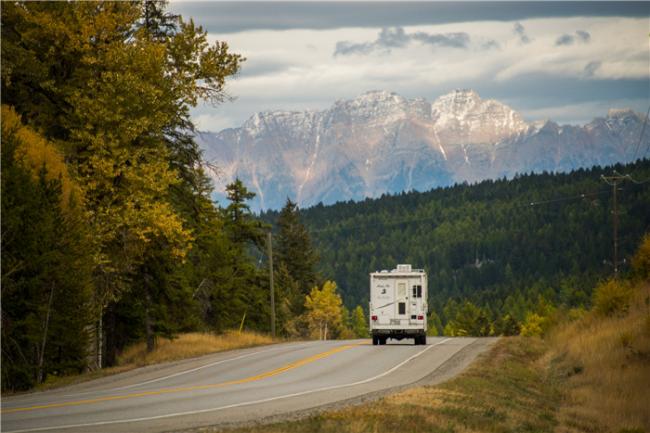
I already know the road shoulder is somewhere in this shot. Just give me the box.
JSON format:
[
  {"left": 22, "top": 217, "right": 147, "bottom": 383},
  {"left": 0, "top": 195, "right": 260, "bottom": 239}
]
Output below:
[{"left": 180, "top": 337, "right": 498, "bottom": 433}]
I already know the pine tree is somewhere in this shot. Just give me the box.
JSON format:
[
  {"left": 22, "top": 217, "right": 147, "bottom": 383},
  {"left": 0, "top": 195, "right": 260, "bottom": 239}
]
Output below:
[
  {"left": 276, "top": 198, "right": 319, "bottom": 314},
  {"left": 427, "top": 310, "right": 443, "bottom": 336},
  {"left": 1, "top": 107, "right": 93, "bottom": 390},
  {"left": 350, "top": 305, "right": 369, "bottom": 338}
]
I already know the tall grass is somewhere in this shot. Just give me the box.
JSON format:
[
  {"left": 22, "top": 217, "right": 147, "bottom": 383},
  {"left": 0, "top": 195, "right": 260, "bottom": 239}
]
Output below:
[
  {"left": 548, "top": 281, "right": 650, "bottom": 432},
  {"left": 117, "top": 331, "right": 276, "bottom": 367}
]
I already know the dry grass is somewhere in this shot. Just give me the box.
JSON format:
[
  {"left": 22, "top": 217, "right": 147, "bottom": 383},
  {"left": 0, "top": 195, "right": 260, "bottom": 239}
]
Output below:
[
  {"left": 117, "top": 331, "right": 277, "bottom": 367},
  {"left": 548, "top": 281, "right": 650, "bottom": 433},
  {"left": 20, "top": 331, "right": 277, "bottom": 394}
]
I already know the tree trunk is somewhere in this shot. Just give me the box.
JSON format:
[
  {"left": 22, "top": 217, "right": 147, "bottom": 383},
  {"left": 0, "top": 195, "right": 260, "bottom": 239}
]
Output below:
[
  {"left": 37, "top": 282, "right": 55, "bottom": 383},
  {"left": 98, "top": 313, "right": 103, "bottom": 368},
  {"left": 145, "top": 287, "right": 155, "bottom": 353}
]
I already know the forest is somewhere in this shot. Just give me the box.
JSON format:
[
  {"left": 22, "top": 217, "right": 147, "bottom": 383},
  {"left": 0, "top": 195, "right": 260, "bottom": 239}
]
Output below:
[
  {"left": 276, "top": 160, "right": 650, "bottom": 335},
  {"left": 1, "top": 1, "right": 335, "bottom": 392}
]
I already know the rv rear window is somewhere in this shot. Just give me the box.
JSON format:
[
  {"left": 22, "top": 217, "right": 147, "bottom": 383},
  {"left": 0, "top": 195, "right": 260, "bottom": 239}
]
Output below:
[
  {"left": 398, "top": 303, "right": 406, "bottom": 315},
  {"left": 413, "top": 285, "right": 422, "bottom": 298}
]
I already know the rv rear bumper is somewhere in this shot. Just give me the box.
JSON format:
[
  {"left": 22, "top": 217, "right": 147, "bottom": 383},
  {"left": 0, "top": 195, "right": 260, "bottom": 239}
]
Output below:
[{"left": 372, "top": 329, "right": 425, "bottom": 337}]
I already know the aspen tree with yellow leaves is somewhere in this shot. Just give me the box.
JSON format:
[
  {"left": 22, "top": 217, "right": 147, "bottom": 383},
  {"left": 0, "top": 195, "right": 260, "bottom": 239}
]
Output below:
[{"left": 304, "top": 281, "right": 345, "bottom": 340}]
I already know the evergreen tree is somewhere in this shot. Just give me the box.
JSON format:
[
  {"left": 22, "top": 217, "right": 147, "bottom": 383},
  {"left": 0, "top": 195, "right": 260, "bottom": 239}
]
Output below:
[
  {"left": 1, "top": 107, "right": 93, "bottom": 390},
  {"left": 276, "top": 198, "right": 320, "bottom": 314},
  {"left": 351, "top": 305, "right": 369, "bottom": 338},
  {"left": 427, "top": 310, "right": 443, "bottom": 336}
]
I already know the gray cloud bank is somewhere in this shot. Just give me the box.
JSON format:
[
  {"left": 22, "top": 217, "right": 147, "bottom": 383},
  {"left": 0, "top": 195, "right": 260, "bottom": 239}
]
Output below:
[
  {"left": 556, "top": 30, "right": 591, "bottom": 46},
  {"left": 513, "top": 22, "right": 531, "bottom": 44},
  {"left": 169, "top": 2, "right": 649, "bottom": 34},
  {"left": 334, "top": 27, "right": 476, "bottom": 56}
]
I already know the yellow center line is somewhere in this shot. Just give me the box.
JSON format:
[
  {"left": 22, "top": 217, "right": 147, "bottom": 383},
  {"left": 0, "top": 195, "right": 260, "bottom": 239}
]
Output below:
[{"left": 2, "top": 343, "right": 361, "bottom": 415}]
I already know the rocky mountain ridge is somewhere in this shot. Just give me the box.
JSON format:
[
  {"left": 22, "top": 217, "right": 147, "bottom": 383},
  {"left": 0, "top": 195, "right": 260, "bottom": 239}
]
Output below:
[{"left": 197, "top": 89, "right": 647, "bottom": 210}]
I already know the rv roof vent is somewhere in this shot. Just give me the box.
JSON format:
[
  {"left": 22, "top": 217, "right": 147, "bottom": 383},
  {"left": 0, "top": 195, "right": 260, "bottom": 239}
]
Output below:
[{"left": 396, "top": 264, "right": 412, "bottom": 272}]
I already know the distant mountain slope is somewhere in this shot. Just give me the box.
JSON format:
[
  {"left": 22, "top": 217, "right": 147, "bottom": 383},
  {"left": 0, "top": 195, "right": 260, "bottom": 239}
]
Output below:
[
  {"left": 197, "top": 90, "right": 648, "bottom": 210},
  {"left": 263, "top": 159, "right": 650, "bottom": 314}
]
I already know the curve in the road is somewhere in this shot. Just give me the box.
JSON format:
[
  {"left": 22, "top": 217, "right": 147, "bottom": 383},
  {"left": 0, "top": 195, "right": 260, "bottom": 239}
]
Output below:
[
  {"left": 3, "top": 343, "right": 360, "bottom": 415},
  {"left": 2, "top": 337, "right": 490, "bottom": 433}
]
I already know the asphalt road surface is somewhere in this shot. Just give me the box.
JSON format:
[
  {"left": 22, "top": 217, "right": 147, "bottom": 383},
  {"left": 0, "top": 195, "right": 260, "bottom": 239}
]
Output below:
[{"left": 2, "top": 337, "right": 496, "bottom": 433}]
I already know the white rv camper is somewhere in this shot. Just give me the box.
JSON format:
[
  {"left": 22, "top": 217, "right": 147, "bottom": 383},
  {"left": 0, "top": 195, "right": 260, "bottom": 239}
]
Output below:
[{"left": 369, "top": 264, "right": 427, "bottom": 345}]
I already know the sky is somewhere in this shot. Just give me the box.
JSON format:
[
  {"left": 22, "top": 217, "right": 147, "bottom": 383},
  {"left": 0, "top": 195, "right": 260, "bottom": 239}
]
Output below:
[{"left": 168, "top": 1, "right": 650, "bottom": 132}]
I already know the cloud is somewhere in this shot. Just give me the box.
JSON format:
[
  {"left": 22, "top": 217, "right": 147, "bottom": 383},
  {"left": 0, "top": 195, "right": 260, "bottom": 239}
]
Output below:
[
  {"left": 191, "top": 17, "right": 649, "bottom": 132},
  {"left": 168, "top": 2, "right": 649, "bottom": 34},
  {"left": 239, "top": 59, "right": 291, "bottom": 78},
  {"left": 584, "top": 61, "right": 601, "bottom": 77},
  {"left": 334, "top": 26, "right": 470, "bottom": 56},
  {"left": 513, "top": 22, "right": 531, "bottom": 44},
  {"left": 556, "top": 30, "right": 591, "bottom": 46},
  {"left": 377, "top": 27, "right": 411, "bottom": 48},
  {"left": 411, "top": 31, "right": 470, "bottom": 48},
  {"left": 334, "top": 41, "right": 374, "bottom": 56},
  {"left": 481, "top": 40, "right": 501, "bottom": 50}
]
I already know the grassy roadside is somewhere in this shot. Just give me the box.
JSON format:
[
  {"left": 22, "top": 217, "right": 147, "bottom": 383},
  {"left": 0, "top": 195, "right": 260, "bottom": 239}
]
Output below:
[
  {"left": 548, "top": 281, "right": 650, "bottom": 432},
  {"left": 23, "top": 331, "right": 278, "bottom": 394},
  {"left": 224, "top": 284, "right": 650, "bottom": 433}
]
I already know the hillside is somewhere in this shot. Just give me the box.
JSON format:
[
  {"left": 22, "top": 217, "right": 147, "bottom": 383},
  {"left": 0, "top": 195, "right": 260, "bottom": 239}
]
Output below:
[
  {"left": 198, "top": 89, "right": 648, "bottom": 210},
  {"left": 264, "top": 159, "right": 650, "bottom": 322}
]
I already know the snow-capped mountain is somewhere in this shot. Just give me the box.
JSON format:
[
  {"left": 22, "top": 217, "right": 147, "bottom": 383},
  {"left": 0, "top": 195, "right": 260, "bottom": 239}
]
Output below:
[{"left": 197, "top": 89, "right": 648, "bottom": 210}]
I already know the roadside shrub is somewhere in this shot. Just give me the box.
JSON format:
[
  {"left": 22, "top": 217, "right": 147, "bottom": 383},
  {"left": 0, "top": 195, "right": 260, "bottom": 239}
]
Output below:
[
  {"left": 520, "top": 312, "right": 545, "bottom": 336},
  {"left": 592, "top": 279, "right": 632, "bottom": 317}
]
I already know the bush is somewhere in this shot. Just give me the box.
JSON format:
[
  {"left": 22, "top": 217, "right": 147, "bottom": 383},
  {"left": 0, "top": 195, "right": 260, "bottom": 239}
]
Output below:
[
  {"left": 520, "top": 313, "right": 545, "bottom": 336},
  {"left": 592, "top": 279, "right": 632, "bottom": 317}
]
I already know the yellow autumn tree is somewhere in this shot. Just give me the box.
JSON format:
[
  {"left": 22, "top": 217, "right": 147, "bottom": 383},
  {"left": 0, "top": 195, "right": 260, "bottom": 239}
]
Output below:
[
  {"left": 304, "top": 281, "right": 344, "bottom": 340},
  {"left": 1, "top": 105, "right": 82, "bottom": 210}
]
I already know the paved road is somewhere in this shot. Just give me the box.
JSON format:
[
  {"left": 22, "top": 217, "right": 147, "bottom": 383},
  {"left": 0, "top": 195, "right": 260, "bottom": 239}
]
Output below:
[{"left": 1, "top": 337, "right": 495, "bottom": 433}]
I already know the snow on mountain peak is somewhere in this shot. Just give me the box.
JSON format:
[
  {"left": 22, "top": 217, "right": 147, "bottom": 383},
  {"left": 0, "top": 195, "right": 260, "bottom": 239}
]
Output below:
[
  {"left": 607, "top": 108, "right": 637, "bottom": 119},
  {"left": 431, "top": 89, "right": 527, "bottom": 144},
  {"left": 197, "top": 90, "right": 648, "bottom": 211}
]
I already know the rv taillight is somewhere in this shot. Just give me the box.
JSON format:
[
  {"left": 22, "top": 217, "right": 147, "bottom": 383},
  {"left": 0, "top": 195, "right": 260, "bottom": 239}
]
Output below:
[
  {"left": 371, "top": 315, "right": 378, "bottom": 321},
  {"left": 417, "top": 315, "right": 424, "bottom": 320}
]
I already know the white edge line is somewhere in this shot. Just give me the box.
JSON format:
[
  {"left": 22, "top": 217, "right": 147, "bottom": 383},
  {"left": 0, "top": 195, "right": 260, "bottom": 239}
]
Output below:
[
  {"left": 4, "top": 338, "right": 453, "bottom": 433},
  {"left": 53, "top": 341, "right": 317, "bottom": 398}
]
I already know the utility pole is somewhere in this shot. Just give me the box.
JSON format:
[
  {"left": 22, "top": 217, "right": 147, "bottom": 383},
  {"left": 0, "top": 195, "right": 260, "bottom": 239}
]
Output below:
[
  {"left": 601, "top": 172, "right": 629, "bottom": 278},
  {"left": 267, "top": 231, "right": 276, "bottom": 337}
]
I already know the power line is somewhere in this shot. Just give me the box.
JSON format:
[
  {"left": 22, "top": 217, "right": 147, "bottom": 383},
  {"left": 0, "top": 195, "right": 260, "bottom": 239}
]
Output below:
[
  {"left": 600, "top": 172, "right": 638, "bottom": 278},
  {"left": 308, "top": 189, "right": 609, "bottom": 235},
  {"left": 516, "top": 190, "right": 608, "bottom": 208},
  {"left": 611, "top": 170, "right": 650, "bottom": 185}
]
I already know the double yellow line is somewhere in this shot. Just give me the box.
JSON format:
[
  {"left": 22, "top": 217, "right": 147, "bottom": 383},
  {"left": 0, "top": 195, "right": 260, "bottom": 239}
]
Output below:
[{"left": 3, "top": 343, "right": 359, "bottom": 414}]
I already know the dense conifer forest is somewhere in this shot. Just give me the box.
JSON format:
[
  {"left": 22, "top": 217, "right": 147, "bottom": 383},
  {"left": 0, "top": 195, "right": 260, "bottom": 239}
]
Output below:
[{"left": 266, "top": 159, "right": 650, "bottom": 335}]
